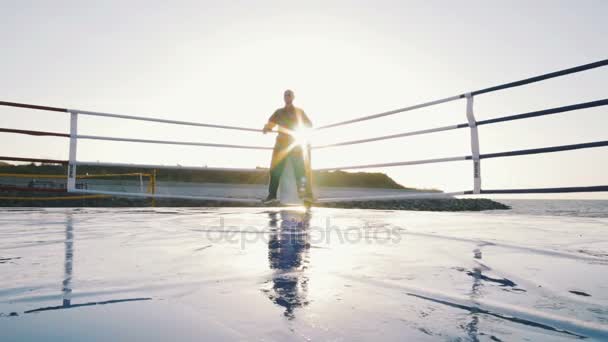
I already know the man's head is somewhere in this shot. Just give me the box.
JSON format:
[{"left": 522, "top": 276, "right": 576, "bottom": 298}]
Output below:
[{"left": 283, "top": 89, "right": 294, "bottom": 106}]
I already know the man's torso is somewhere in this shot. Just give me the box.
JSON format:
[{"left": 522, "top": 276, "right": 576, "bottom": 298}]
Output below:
[{"left": 269, "top": 107, "right": 306, "bottom": 147}]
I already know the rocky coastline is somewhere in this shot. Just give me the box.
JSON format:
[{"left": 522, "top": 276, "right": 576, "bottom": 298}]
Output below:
[{"left": 0, "top": 192, "right": 509, "bottom": 211}]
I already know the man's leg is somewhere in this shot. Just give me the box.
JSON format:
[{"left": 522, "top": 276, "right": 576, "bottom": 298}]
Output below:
[
  {"left": 290, "top": 147, "right": 310, "bottom": 199},
  {"left": 267, "top": 149, "right": 287, "bottom": 200},
  {"left": 304, "top": 144, "right": 314, "bottom": 197}
]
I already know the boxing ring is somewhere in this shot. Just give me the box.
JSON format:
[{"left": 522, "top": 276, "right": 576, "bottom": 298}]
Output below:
[{"left": 1, "top": 59, "right": 607, "bottom": 204}]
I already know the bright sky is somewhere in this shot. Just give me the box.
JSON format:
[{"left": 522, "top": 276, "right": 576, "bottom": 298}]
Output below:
[{"left": 1, "top": 0, "right": 607, "bottom": 199}]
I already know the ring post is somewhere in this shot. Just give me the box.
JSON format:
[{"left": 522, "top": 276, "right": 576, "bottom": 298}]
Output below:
[
  {"left": 466, "top": 93, "right": 481, "bottom": 194},
  {"left": 278, "top": 158, "right": 303, "bottom": 205},
  {"left": 67, "top": 111, "right": 78, "bottom": 192}
]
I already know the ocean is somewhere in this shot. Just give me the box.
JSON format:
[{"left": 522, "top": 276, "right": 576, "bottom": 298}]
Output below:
[
  {"left": 0, "top": 200, "right": 607, "bottom": 341},
  {"left": 495, "top": 199, "right": 608, "bottom": 218}
]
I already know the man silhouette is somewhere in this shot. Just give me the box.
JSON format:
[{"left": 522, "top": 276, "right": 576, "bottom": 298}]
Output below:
[{"left": 262, "top": 89, "right": 313, "bottom": 204}]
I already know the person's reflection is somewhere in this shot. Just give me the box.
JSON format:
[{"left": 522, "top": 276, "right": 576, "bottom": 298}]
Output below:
[
  {"left": 265, "top": 209, "right": 311, "bottom": 319},
  {"left": 24, "top": 212, "right": 151, "bottom": 314},
  {"left": 62, "top": 213, "right": 74, "bottom": 307}
]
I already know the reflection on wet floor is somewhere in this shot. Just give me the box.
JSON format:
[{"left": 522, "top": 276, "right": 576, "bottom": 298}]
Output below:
[
  {"left": 22, "top": 213, "right": 151, "bottom": 314},
  {"left": 415, "top": 245, "right": 585, "bottom": 341},
  {"left": 263, "top": 210, "right": 311, "bottom": 319},
  {"left": 63, "top": 214, "right": 73, "bottom": 307},
  {"left": 408, "top": 292, "right": 585, "bottom": 339},
  {"left": 0, "top": 257, "right": 21, "bottom": 264},
  {"left": 1, "top": 208, "right": 607, "bottom": 341}
]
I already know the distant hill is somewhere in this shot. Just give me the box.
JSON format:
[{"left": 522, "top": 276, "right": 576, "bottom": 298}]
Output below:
[
  {"left": 314, "top": 170, "right": 413, "bottom": 190},
  {"left": 0, "top": 163, "right": 429, "bottom": 190}
]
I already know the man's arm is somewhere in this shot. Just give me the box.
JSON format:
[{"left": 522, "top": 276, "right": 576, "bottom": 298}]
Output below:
[
  {"left": 262, "top": 121, "right": 276, "bottom": 134},
  {"left": 263, "top": 110, "right": 279, "bottom": 134},
  {"left": 300, "top": 110, "right": 313, "bottom": 128}
]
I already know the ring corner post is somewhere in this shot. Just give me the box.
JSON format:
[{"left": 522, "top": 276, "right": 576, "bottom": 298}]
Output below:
[
  {"left": 278, "top": 157, "right": 303, "bottom": 205},
  {"left": 67, "top": 111, "right": 78, "bottom": 192},
  {"left": 465, "top": 93, "right": 482, "bottom": 194}
]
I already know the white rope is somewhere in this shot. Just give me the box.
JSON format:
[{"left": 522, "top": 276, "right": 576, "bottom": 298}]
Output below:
[
  {"left": 316, "top": 156, "right": 467, "bottom": 171},
  {"left": 72, "top": 189, "right": 262, "bottom": 203},
  {"left": 313, "top": 123, "right": 463, "bottom": 149},
  {"left": 76, "top": 161, "right": 267, "bottom": 172},
  {"left": 76, "top": 134, "right": 273, "bottom": 150},
  {"left": 316, "top": 95, "right": 463, "bottom": 130},
  {"left": 72, "top": 109, "right": 264, "bottom": 133},
  {"left": 316, "top": 191, "right": 467, "bottom": 203}
]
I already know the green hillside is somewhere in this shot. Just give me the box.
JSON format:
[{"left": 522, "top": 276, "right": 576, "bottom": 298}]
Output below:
[{"left": 0, "top": 162, "right": 425, "bottom": 190}]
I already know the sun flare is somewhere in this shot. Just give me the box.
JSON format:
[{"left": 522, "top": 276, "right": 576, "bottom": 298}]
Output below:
[{"left": 291, "top": 126, "right": 313, "bottom": 149}]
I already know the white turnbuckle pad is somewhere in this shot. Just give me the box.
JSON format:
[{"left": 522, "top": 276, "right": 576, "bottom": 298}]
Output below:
[{"left": 278, "top": 158, "right": 303, "bottom": 205}]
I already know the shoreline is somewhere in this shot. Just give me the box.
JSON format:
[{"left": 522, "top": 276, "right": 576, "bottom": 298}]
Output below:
[{"left": 0, "top": 192, "right": 509, "bottom": 211}]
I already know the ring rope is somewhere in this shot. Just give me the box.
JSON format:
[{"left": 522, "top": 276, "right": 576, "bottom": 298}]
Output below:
[
  {"left": 0, "top": 173, "right": 151, "bottom": 179},
  {"left": 476, "top": 99, "right": 608, "bottom": 127},
  {"left": 0, "top": 128, "right": 273, "bottom": 150},
  {"left": 313, "top": 123, "right": 463, "bottom": 149},
  {"left": 0, "top": 194, "right": 110, "bottom": 201},
  {"left": 319, "top": 140, "right": 608, "bottom": 171},
  {"left": 317, "top": 59, "right": 608, "bottom": 130},
  {"left": 73, "top": 109, "right": 264, "bottom": 133},
  {"left": 3, "top": 97, "right": 605, "bottom": 151},
  {"left": 478, "top": 186, "right": 608, "bottom": 194},
  {"left": 0, "top": 101, "right": 66, "bottom": 113},
  {"left": 0, "top": 156, "right": 68, "bottom": 165},
  {"left": 317, "top": 156, "right": 465, "bottom": 172},
  {"left": 0, "top": 128, "right": 70, "bottom": 138},
  {"left": 470, "top": 59, "right": 608, "bottom": 96},
  {"left": 478, "top": 140, "right": 608, "bottom": 160},
  {"left": 1, "top": 59, "right": 607, "bottom": 202},
  {"left": 1, "top": 60, "right": 605, "bottom": 134},
  {"left": 314, "top": 99, "right": 608, "bottom": 149},
  {"left": 76, "top": 134, "right": 273, "bottom": 150},
  {"left": 0, "top": 101, "right": 264, "bottom": 133},
  {"left": 75, "top": 161, "right": 266, "bottom": 172},
  {"left": 316, "top": 95, "right": 463, "bottom": 130}
]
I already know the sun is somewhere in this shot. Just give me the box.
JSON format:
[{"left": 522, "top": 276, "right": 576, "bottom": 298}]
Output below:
[{"left": 291, "top": 126, "right": 313, "bottom": 150}]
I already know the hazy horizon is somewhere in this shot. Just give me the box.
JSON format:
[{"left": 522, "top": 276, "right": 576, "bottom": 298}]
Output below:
[{"left": 1, "top": 1, "right": 607, "bottom": 199}]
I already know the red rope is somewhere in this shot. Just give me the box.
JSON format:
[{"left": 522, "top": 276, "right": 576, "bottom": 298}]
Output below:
[
  {"left": 0, "top": 156, "right": 68, "bottom": 165},
  {"left": 0, "top": 101, "right": 67, "bottom": 112},
  {"left": 0, "top": 128, "right": 69, "bottom": 138}
]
